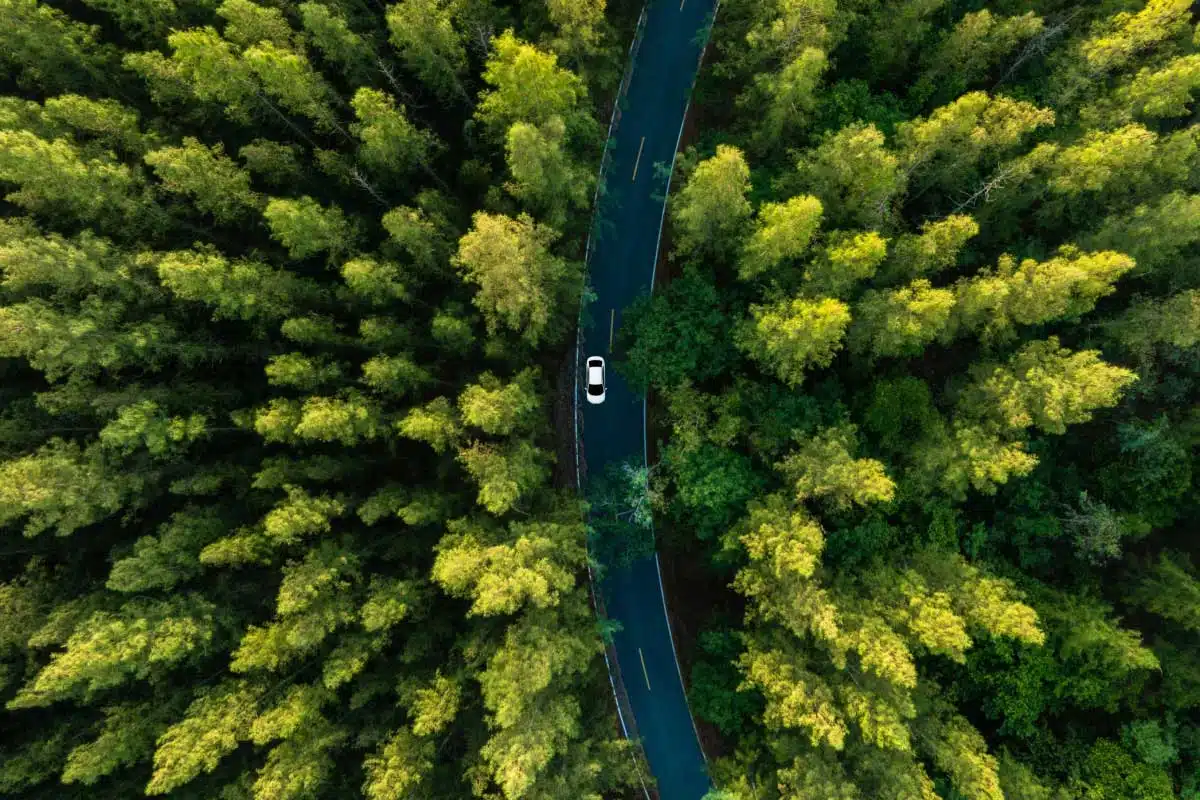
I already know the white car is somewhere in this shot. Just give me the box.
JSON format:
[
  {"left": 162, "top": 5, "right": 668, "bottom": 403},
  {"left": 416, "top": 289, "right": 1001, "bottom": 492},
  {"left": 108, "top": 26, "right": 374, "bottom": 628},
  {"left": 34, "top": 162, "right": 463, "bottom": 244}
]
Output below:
[{"left": 585, "top": 356, "right": 606, "bottom": 404}]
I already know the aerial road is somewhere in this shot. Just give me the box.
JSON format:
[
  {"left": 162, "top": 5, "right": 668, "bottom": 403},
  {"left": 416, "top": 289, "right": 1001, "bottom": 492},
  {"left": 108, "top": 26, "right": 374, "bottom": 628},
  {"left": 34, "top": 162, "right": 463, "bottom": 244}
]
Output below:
[{"left": 577, "top": 0, "right": 720, "bottom": 798}]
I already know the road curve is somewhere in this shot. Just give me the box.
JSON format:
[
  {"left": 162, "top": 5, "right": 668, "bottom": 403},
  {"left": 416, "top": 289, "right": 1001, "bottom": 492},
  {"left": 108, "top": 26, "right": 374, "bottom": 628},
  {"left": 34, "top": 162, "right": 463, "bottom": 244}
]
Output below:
[{"left": 577, "top": 1, "right": 718, "bottom": 799}]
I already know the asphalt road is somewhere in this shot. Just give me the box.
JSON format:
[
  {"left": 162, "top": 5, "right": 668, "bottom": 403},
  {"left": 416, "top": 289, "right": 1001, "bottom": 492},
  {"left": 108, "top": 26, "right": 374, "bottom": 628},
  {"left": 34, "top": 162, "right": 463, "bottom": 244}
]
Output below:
[{"left": 578, "top": 1, "right": 718, "bottom": 799}]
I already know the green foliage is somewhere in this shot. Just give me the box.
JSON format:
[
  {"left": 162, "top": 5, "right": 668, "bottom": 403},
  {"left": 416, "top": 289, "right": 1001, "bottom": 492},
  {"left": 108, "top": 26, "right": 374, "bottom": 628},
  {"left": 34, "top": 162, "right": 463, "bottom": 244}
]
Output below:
[
  {"left": 145, "top": 137, "right": 261, "bottom": 222},
  {"left": 4, "top": 0, "right": 1200, "bottom": 799},
  {"left": 350, "top": 87, "right": 436, "bottom": 177},
  {"left": 477, "top": 30, "right": 587, "bottom": 134},
  {"left": 0, "top": 5, "right": 633, "bottom": 799},
  {"left": 9, "top": 595, "right": 216, "bottom": 708},
  {"left": 674, "top": 145, "right": 753, "bottom": 259},
  {"left": 1077, "top": 739, "right": 1174, "bottom": 800},
  {"left": 851, "top": 279, "right": 956, "bottom": 359},
  {"left": 795, "top": 123, "right": 902, "bottom": 227},
  {"left": 778, "top": 425, "right": 896, "bottom": 508},
  {"left": 146, "top": 681, "right": 262, "bottom": 795},
  {"left": 453, "top": 212, "right": 580, "bottom": 346},
  {"left": 629, "top": 4, "right": 1200, "bottom": 797},
  {"left": 735, "top": 295, "right": 851, "bottom": 385},
  {"left": 504, "top": 116, "right": 591, "bottom": 226},
  {"left": 619, "top": 270, "right": 737, "bottom": 391},
  {"left": 299, "top": 2, "right": 373, "bottom": 83},
  {"left": 386, "top": 0, "right": 467, "bottom": 102},
  {"left": 458, "top": 368, "right": 542, "bottom": 436},
  {"left": 739, "top": 194, "right": 824, "bottom": 281},
  {"left": 433, "top": 515, "right": 584, "bottom": 616},
  {"left": 959, "top": 338, "right": 1137, "bottom": 435},
  {"left": 457, "top": 440, "right": 549, "bottom": 516},
  {"left": 263, "top": 196, "right": 355, "bottom": 261}
]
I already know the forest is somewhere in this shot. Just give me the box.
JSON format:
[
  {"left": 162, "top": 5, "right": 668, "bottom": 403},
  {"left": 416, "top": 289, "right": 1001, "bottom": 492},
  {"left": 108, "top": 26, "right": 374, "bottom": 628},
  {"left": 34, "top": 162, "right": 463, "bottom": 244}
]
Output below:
[
  {"left": 0, "top": 0, "right": 645, "bottom": 797},
  {"left": 621, "top": 0, "right": 1200, "bottom": 798},
  {"left": 1, "top": 0, "right": 1199, "bottom": 799}
]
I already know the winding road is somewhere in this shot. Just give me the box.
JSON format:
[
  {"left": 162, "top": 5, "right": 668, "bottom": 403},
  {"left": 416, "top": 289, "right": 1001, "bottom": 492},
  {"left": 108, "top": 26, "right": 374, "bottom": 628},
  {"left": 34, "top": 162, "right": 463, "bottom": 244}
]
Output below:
[{"left": 577, "top": 1, "right": 718, "bottom": 799}]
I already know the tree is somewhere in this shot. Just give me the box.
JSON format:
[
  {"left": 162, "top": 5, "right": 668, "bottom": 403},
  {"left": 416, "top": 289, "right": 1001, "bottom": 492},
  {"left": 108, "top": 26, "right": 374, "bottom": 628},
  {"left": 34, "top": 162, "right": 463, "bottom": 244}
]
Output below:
[
  {"left": 795, "top": 123, "right": 902, "bottom": 227},
  {"left": 107, "top": 506, "right": 225, "bottom": 593},
  {"left": 216, "top": 0, "right": 294, "bottom": 49},
  {"left": 804, "top": 230, "right": 888, "bottom": 298},
  {"left": 453, "top": 212, "right": 580, "bottom": 346},
  {"left": 9, "top": 595, "right": 216, "bottom": 709},
  {"left": 919, "top": 11, "right": 1044, "bottom": 102},
  {"left": 916, "top": 419, "right": 1039, "bottom": 499},
  {"left": 243, "top": 41, "right": 339, "bottom": 131},
  {"left": 850, "top": 280, "right": 955, "bottom": 359},
  {"left": 382, "top": 201, "right": 454, "bottom": 276},
  {"left": 951, "top": 247, "right": 1136, "bottom": 341},
  {"left": 755, "top": 48, "right": 828, "bottom": 146},
  {"left": 0, "top": 0, "right": 110, "bottom": 93},
  {"left": 742, "top": 0, "right": 845, "bottom": 61},
  {"left": 0, "top": 439, "right": 129, "bottom": 537},
  {"left": 863, "top": 0, "right": 949, "bottom": 83},
  {"left": 735, "top": 295, "right": 851, "bottom": 386},
  {"left": 743, "top": 642, "right": 848, "bottom": 748},
  {"left": 457, "top": 440, "right": 549, "bottom": 515},
  {"left": 883, "top": 215, "right": 979, "bottom": 283},
  {"left": 927, "top": 716, "right": 1004, "bottom": 800},
  {"left": 1071, "top": 0, "right": 1192, "bottom": 77},
  {"left": 98, "top": 400, "right": 206, "bottom": 459},
  {"left": 0, "top": 130, "right": 140, "bottom": 228},
  {"left": 476, "top": 30, "right": 586, "bottom": 134},
  {"left": 1130, "top": 552, "right": 1200, "bottom": 632},
  {"left": 1121, "top": 54, "right": 1200, "bottom": 119},
  {"left": 1041, "top": 124, "right": 1160, "bottom": 196},
  {"left": 432, "top": 515, "right": 584, "bottom": 616},
  {"left": 362, "top": 727, "right": 433, "bottom": 799},
  {"left": 545, "top": 0, "right": 607, "bottom": 64},
  {"left": 298, "top": 1, "right": 373, "bottom": 83},
  {"left": 239, "top": 138, "right": 302, "bottom": 184},
  {"left": 504, "top": 117, "right": 591, "bottom": 226},
  {"left": 41, "top": 94, "right": 145, "bottom": 155},
  {"left": 62, "top": 701, "right": 174, "bottom": 786},
  {"left": 385, "top": 0, "right": 468, "bottom": 102},
  {"left": 737, "top": 492, "right": 825, "bottom": 580},
  {"left": 458, "top": 369, "right": 542, "bottom": 436},
  {"left": 396, "top": 397, "right": 462, "bottom": 453},
  {"left": 148, "top": 28, "right": 258, "bottom": 121},
  {"left": 620, "top": 270, "right": 738, "bottom": 391},
  {"left": 777, "top": 425, "right": 895, "bottom": 508},
  {"left": 958, "top": 338, "right": 1137, "bottom": 435},
  {"left": 895, "top": 92, "right": 1055, "bottom": 194},
  {"left": 1108, "top": 290, "right": 1200, "bottom": 354},
  {"left": 144, "top": 137, "right": 261, "bottom": 222},
  {"left": 738, "top": 194, "right": 824, "bottom": 281},
  {"left": 263, "top": 196, "right": 355, "bottom": 260},
  {"left": 1076, "top": 739, "right": 1175, "bottom": 800},
  {"left": 153, "top": 248, "right": 313, "bottom": 321},
  {"left": 1086, "top": 192, "right": 1200, "bottom": 276},
  {"left": 350, "top": 88, "right": 436, "bottom": 177},
  {"left": 290, "top": 393, "right": 385, "bottom": 445},
  {"left": 341, "top": 256, "right": 409, "bottom": 304},
  {"left": 145, "top": 681, "right": 263, "bottom": 795},
  {"left": 674, "top": 145, "right": 753, "bottom": 259}
]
